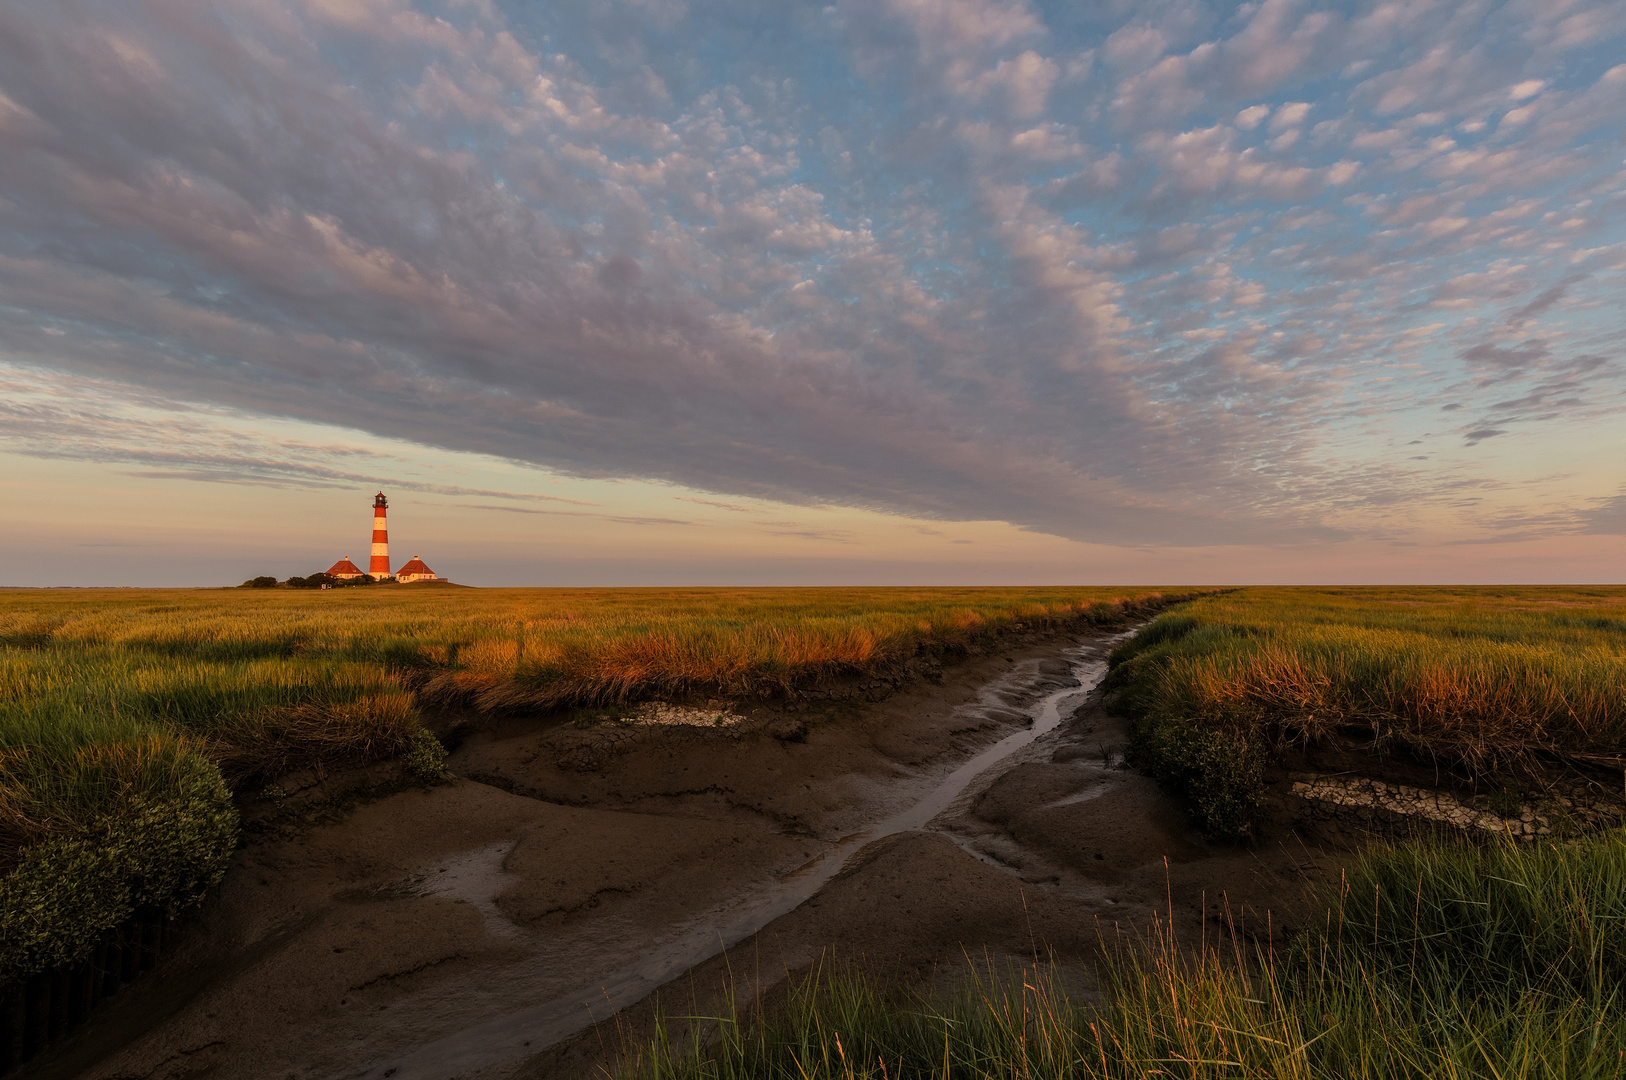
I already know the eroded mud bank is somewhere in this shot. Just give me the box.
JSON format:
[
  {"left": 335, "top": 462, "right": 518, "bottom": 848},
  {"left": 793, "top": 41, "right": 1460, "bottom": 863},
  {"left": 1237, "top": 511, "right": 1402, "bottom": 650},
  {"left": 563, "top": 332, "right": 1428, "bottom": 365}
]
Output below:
[{"left": 50, "top": 633, "right": 1331, "bottom": 1080}]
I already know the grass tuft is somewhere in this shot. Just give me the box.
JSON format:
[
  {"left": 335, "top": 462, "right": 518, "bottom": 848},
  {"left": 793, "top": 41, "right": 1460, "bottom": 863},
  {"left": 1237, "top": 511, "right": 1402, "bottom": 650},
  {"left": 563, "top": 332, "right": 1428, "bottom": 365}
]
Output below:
[{"left": 1108, "top": 587, "right": 1626, "bottom": 835}]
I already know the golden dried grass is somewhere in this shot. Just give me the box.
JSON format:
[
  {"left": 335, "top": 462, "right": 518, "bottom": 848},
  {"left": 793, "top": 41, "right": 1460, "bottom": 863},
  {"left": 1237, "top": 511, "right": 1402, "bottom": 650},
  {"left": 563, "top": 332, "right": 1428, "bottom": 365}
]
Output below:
[{"left": 1117, "top": 586, "right": 1626, "bottom": 771}]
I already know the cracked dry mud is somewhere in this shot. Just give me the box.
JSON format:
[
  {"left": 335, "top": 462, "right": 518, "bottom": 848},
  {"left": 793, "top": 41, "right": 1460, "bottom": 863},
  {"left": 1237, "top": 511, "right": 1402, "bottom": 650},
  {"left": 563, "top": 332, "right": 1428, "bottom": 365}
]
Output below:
[{"left": 48, "top": 634, "right": 1334, "bottom": 1080}]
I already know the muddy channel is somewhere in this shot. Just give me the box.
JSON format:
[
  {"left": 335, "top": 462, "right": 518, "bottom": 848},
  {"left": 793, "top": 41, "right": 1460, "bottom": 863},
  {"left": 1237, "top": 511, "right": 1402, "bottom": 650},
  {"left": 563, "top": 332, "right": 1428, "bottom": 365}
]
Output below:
[{"left": 48, "top": 631, "right": 1334, "bottom": 1080}]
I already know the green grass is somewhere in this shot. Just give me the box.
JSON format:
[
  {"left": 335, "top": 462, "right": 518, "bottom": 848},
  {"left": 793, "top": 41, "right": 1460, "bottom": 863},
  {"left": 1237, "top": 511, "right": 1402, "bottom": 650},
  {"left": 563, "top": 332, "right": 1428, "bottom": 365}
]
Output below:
[
  {"left": 0, "top": 585, "right": 1177, "bottom": 984},
  {"left": 612, "top": 832, "right": 1626, "bottom": 1080},
  {"left": 603, "top": 588, "right": 1626, "bottom": 1078},
  {"left": 1104, "top": 587, "right": 1626, "bottom": 835}
]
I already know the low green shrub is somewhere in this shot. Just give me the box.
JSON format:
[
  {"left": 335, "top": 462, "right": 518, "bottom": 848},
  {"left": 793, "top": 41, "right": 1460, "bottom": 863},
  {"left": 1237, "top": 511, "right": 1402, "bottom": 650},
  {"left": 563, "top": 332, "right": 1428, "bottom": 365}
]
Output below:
[
  {"left": 404, "top": 727, "right": 447, "bottom": 783},
  {"left": 1108, "top": 612, "right": 1268, "bottom": 836},
  {"left": 0, "top": 745, "right": 236, "bottom": 978},
  {"left": 1125, "top": 713, "right": 1266, "bottom": 838}
]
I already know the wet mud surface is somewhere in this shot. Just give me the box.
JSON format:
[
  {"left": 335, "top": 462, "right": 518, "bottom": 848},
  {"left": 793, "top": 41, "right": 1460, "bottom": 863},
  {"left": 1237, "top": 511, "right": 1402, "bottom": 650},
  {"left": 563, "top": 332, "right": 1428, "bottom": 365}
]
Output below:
[{"left": 49, "top": 633, "right": 1339, "bottom": 1080}]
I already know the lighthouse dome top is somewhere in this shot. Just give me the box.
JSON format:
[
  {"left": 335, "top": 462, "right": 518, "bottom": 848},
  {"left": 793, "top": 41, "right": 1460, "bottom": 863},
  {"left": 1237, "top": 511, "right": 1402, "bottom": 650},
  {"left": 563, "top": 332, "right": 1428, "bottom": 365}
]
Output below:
[{"left": 374, "top": 492, "right": 388, "bottom": 509}]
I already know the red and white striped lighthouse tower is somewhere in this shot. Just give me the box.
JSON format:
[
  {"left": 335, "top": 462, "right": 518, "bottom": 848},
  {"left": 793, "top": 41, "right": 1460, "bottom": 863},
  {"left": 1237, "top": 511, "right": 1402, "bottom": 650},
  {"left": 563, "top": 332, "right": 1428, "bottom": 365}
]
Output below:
[{"left": 368, "top": 492, "right": 392, "bottom": 579}]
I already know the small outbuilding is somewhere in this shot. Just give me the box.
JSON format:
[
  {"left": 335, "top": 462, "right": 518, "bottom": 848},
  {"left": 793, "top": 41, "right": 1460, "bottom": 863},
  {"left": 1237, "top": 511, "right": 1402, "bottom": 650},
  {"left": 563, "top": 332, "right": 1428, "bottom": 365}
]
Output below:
[
  {"left": 395, "top": 556, "right": 440, "bottom": 583},
  {"left": 326, "top": 557, "right": 366, "bottom": 580}
]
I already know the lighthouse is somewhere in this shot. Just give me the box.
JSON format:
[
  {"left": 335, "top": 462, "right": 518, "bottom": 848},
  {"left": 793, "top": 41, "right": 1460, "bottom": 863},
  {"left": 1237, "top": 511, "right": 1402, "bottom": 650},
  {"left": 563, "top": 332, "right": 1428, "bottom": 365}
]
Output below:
[{"left": 368, "top": 492, "right": 391, "bottom": 579}]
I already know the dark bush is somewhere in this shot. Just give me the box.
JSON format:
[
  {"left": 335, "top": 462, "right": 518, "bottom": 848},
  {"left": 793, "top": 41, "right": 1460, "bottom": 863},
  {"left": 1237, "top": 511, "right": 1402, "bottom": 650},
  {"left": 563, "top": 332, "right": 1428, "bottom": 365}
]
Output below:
[
  {"left": 0, "top": 753, "right": 238, "bottom": 978},
  {"left": 404, "top": 727, "right": 447, "bottom": 782},
  {"left": 1106, "top": 610, "right": 1274, "bottom": 836},
  {"left": 243, "top": 576, "right": 278, "bottom": 589},
  {"left": 315, "top": 574, "right": 372, "bottom": 588},
  {"left": 1126, "top": 714, "right": 1266, "bottom": 839}
]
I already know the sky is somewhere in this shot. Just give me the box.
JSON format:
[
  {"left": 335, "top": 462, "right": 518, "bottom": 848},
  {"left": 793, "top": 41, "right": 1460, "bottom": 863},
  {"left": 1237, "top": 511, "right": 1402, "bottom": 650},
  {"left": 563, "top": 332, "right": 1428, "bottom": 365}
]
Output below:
[{"left": 1, "top": 0, "right": 1623, "bottom": 587}]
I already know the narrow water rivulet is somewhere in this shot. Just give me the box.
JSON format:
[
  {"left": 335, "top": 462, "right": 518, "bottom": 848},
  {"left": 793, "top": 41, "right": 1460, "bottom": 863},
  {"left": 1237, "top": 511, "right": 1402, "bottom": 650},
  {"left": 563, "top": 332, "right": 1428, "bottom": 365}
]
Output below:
[{"left": 356, "top": 636, "right": 1125, "bottom": 1080}]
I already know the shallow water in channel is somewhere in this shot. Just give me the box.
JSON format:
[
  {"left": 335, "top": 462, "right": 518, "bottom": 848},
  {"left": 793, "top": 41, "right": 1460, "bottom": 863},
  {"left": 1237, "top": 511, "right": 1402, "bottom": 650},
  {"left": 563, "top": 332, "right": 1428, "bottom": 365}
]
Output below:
[{"left": 351, "top": 636, "right": 1124, "bottom": 1080}]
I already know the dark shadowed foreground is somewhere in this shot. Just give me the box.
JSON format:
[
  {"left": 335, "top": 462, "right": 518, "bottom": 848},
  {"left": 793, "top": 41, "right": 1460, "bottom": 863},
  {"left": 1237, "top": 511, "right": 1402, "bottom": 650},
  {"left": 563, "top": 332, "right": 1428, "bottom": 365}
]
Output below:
[{"left": 48, "top": 628, "right": 1317, "bottom": 1080}]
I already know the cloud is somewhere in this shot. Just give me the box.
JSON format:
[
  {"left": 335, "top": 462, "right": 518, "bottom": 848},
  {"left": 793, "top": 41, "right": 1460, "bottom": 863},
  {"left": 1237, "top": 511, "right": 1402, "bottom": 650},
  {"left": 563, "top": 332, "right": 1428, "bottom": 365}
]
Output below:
[
  {"left": 1268, "top": 101, "right": 1310, "bottom": 132},
  {"left": 1578, "top": 491, "right": 1626, "bottom": 535},
  {"left": 0, "top": 0, "right": 1622, "bottom": 557},
  {"left": 1234, "top": 104, "right": 1270, "bottom": 130},
  {"left": 1505, "top": 273, "right": 1587, "bottom": 326},
  {"left": 459, "top": 504, "right": 696, "bottom": 526},
  {"left": 763, "top": 528, "right": 856, "bottom": 543},
  {"left": 1460, "top": 340, "right": 1550, "bottom": 378},
  {"left": 675, "top": 497, "right": 753, "bottom": 512},
  {"left": 0, "top": 364, "right": 595, "bottom": 504}
]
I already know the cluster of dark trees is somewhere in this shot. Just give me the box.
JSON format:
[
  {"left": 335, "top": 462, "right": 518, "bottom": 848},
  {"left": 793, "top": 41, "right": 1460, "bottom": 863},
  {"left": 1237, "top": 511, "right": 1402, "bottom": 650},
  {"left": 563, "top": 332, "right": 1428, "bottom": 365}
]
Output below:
[{"left": 238, "top": 573, "right": 394, "bottom": 589}]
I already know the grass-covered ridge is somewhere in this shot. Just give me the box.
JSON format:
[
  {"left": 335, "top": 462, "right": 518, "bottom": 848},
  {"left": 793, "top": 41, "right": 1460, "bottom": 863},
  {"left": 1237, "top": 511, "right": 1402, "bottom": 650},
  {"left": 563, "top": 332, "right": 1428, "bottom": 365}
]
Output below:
[
  {"left": 0, "top": 585, "right": 1177, "bottom": 984},
  {"left": 614, "top": 832, "right": 1626, "bottom": 1080},
  {"left": 1104, "top": 586, "right": 1626, "bottom": 835}
]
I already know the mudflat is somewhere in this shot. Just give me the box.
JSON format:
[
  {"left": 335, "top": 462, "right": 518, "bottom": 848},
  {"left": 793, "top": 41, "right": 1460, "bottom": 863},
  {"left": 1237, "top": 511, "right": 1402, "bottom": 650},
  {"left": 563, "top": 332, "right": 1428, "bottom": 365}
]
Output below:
[{"left": 52, "top": 630, "right": 1329, "bottom": 1080}]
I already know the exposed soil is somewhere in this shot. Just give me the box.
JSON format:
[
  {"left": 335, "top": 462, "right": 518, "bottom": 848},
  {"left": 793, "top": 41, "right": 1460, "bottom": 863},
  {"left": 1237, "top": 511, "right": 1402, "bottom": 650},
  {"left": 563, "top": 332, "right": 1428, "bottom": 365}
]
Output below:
[{"left": 45, "top": 632, "right": 1344, "bottom": 1080}]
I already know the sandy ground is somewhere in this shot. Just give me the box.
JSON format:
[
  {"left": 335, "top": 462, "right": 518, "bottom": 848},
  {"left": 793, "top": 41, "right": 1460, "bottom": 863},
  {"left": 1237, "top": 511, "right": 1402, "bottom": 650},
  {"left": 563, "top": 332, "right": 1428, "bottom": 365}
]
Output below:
[{"left": 44, "top": 631, "right": 1339, "bottom": 1080}]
